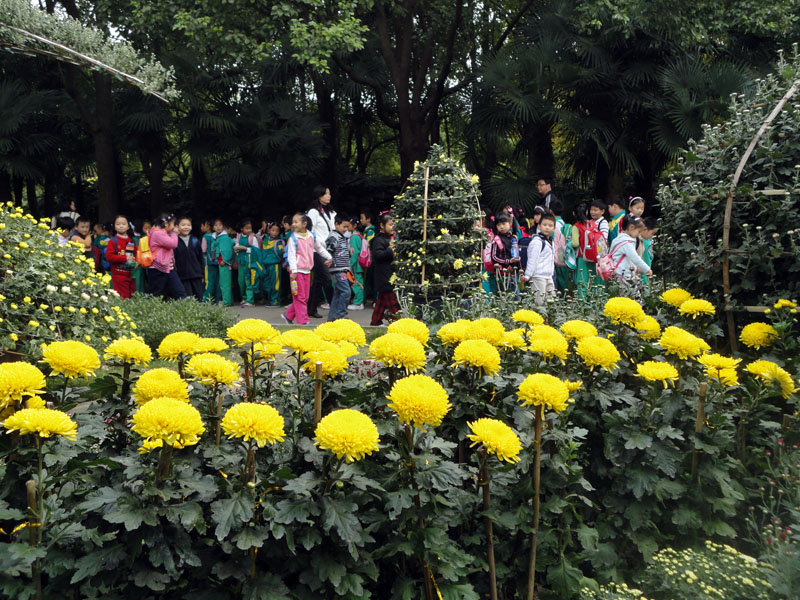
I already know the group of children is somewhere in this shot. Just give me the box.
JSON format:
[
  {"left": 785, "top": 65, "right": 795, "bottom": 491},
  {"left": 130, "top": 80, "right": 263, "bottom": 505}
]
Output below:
[{"left": 485, "top": 195, "right": 657, "bottom": 303}]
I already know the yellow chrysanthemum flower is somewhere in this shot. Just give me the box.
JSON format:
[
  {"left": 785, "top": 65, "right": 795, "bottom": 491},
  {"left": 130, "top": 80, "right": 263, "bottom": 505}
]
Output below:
[
  {"left": 282, "top": 329, "right": 325, "bottom": 355},
  {"left": 746, "top": 360, "right": 797, "bottom": 399},
  {"left": 679, "top": 298, "right": 716, "bottom": 319},
  {"left": 131, "top": 397, "right": 205, "bottom": 452},
  {"left": 157, "top": 331, "right": 201, "bottom": 361},
  {"left": 41, "top": 340, "right": 100, "bottom": 378},
  {"left": 576, "top": 336, "right": 620, "bottom": 371},
  {"left": 528, "top": 325, "right": 569, "bottom": 361},
  {"left": 185, "top": 353, "right": 240, "bottom": 386},
  {"left": 387, "top": 374, "right": 451, "bottom": 429},
  {"left": 315, "top": 409, "right": 380, "bottom": 462},
  {"left": 195, "top": 338, "right": 229, "bottom": 353},
  {"left": 453, "top": 339, "right": 501, "bottom": 376},
  {"left": 3, "top": 407, "right": 77, "bottom": 440},
  {"left": 388, "top": 318, "right": 430, "bottom": 346},
  {"left": 659, "top": 326, "right": 710, "bottom": 359},
  {"left": 305, "top": 345, "right": 349, "bottom": 379},
  {"left": 661, "top": 288, "right": 693, "bottom": 308},
  {"left": 0, "top": 362, "right": 46, "bottom": 410},
  {"left": 498, "top": 329, "right": 526, "bottom": 351},
  {"left": 739, "top": 322, "right": 779, "bottom": 349},
  {"left": 103, "top": 337, "right": 152, "bottom": 366},
  {"left": 566, "top": 380, "right": 583, "bottom": 392},
  {"left": 227, "top": 319, "right": 279, "bottom": 346},
  {"left": 560, "top": 320, "right": 598, "bottom": 341},
  {"left": 221, "top": 402, "right": 285, "bottom": 447},
  {"left": 773, "top": 299, "right": 797, "bottom": 309},
  {"left": 635, "top": 315, "right": 661, "bottom": 341},
  {"left": 466, "top": 318, "right": 506, "bottom": 345},
  {"left": 467, "top": 418, "right": 522, "bottom": 463},
  {"left": 26, "top": 396, "right": 46, "bottom": 409},
  {"left": 437, "top": 320, "right": 471, "bottom": 346},
  {"left": 603, "top": 297, "right": 647, "bottom": 327},
  {"left": 315, "top": 319, "right": 367, "bottom": 346},
  {"left": 369, "top": 333, "right": 426, "bottom": 373},
  {"left": 517, "top": 373, "right": 570, "bottom": 412},
  {"left": 635, "top": 361, "right": 679, "bottom": 388},
  {"left": 512, "top": 309, "right": 545, "bottom": 326},
  {"left": 338, "top": 341, "right": 360, "bottom": 358},
  {"left": 253, "top": 339, "right": 285, "bottom": 363},
  {"left": 132, "top": 368, "right": 189, "bottom": 405}
]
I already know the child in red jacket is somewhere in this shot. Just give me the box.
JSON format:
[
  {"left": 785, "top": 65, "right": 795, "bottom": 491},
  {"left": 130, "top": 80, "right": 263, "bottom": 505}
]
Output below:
[{"left": 105, "top": 215, "right": 138, "bottom": 298}]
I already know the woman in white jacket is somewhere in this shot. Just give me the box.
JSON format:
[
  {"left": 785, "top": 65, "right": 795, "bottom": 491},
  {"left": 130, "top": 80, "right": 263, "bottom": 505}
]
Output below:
[
  {"left": 306, "top": 185, "right": 336, "bottom": 317},
  {"left": 609, "top": 214, "right": 651, "bottom": 297}
]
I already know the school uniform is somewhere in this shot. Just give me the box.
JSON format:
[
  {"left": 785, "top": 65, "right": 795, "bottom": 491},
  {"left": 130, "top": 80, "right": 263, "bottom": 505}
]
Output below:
[
  {"left": 175, "top": 234, "right": 205, "bottom": 300},
  {"left": 105, "top": 235, "right": 137, "bottom": 299},
  {"left": 279, "top": 229, "right": 293, "bottom": 306},
  {"left": 607, "top": 211, "right": 626, "bottom": 246},
  {"left": 349, "top": 232, "right": 366, "bottom": 307},
  {"left": 261, "top": 236, "right": 284, "bottom": 306},
  {"left": 235, "top": 233, "right": 262, "bottom": 305},
  {"left": 212, "top": 231, "right": 235, "bottom": 306},
  {"left": 202, "top": 232, "right": 219, "bottom": 302}
]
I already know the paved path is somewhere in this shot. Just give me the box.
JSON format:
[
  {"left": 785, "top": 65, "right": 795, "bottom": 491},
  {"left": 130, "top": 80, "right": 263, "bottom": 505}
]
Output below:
[{"left": 228, "top": 303, "right": 383, "bottom": 327}]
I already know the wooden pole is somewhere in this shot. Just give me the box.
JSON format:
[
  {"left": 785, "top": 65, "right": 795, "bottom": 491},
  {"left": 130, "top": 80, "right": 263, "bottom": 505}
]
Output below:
[
  {"left": 691, "top": 382, "right": 707, "bottom": 480},
  {"left": 26, "top": 479, "right": 42, "bottom": 600},
  {"left": 313, "top": 361, "right": 323, "bottom": 425},
  {"left": 527, "top": 405, "right": 543, "bottom": 600},
  {"left": 421, "top": 166, "right": 430, "bottom": 285},
  {"left": 480, "top": 452, "right": 498, "bottom": 600}
]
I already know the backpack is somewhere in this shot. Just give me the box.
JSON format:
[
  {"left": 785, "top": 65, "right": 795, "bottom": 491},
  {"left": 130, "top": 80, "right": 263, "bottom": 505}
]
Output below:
[
  {"left": 282, "top": 232, "right": 316, "bottom": 266},
  {"left": 553, "top": 226, "right": 567, "bottom": 267},
  {"left": 518, "top": 236, "right": 535, "bottom": 273},
  {"left": 136, "top": 235, "right": 155, "bottom": 268},
  {"left": 578, "top": 221, "right": 608, "bottom": 263},
  {"left": 100, "top": 235, "right": 117, "bottom": 271},
  {"left": 482, "top": 233, "right": 496, "bottom": 273},
  {"left": 356, "top": 232, "right": 372, "bottom": 268},
  {"left": 562, "top": 224, "right": 577, "bottom": 270},
  {"left": 597, "top": 241, "right": 633, "bottom": 281}
]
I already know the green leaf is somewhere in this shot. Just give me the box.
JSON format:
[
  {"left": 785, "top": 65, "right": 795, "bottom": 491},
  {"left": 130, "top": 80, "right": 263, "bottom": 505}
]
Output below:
[
  {"left": 624, "top": 432, "right": 653, "bottom": 450},
  {"left": 70, "top": 546, "right": 124, "bottom": 584},
  {"left": 547, "top": 558, "right": 584, "bottom": 598},
  {"left": 274, "top": 497, "right": 320, "bottom": 526},
  {"left": 89, "top": 374, "right": 119, "bottom": 397},
  {"left": 321, "top": 497, "right": 361, "bottom": 545},
  {"left": 234, "top": 525, "right": 270, "bottom": 550},
  {"left": 415, "top": 460, "right": 465, "bottom": 491},
  {"left": 243, "top": 573, "right": 290, "bottom": 600},
  {"left": 211, "top": 492, "right": 255, "bottom": 540},
  {"left": 282, "top": 471, "right": 321, "bottom": 496},
  {"left": 164, "top": 501, "right": 203, "bottom": 531},
  {"left": 78, "top": 487, "right": 123, "bottom": 512},
  {"left": 133, "top": 569, "right": 171, "bottom": 591},
  {"left": 103, "top": 500, "right": 158, "bottom": 531},
  {"left": 0, "top": 542, "right": 46, "bottom": 577},
  {"left": 312, "top": 552, "right": 347, "bottom": 588}
]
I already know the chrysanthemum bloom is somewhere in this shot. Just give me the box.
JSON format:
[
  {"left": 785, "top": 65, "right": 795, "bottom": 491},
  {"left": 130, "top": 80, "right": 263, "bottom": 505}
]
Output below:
[
  {"left": 315, "top": 409, "right": 380, "bottom": 462},
  {"left": 131, "top": 397, "right": 205, "bottom": 452},
  {"left": 41, "top": 340, "right": 101, "bottom": 378},
  {"left": 252, "top": 339, "right": 285, "bottom": 364},
  {"left": 560, "top": 320, "right": 598, "bottom": 341},
  {"left": 305, "top": 345, "right": 349, "bottom": 379},
  {"left": 635, "top": 315, "right": 661, "bottom": 341},
  {"left": 437, "top": 320, "right": 471, "bottom": 346},
  {"left": 195, "top": 338, "right": 229, "bottom": 353},
  {"left": 697, "top": 354, "right": 741, "bottom": 386},
  {"left": 603, "top": 297, "right": 646, "bottom": 327},
  {"left": 387, "top": 374, "right": 451, "bottom": 429},
  {"left": 221, "top": 402, "right": 285, "bottom": 447},
  {"left": 576, "top": 336, "right": 621, "bottom": 371},
  {"left": 282, "top": 329, "right": 325, "bottom": 356},
  {"left": 498, "top": 329, "right": 526, "bottom": 351},
  {"left": 388, "top": 318, "right": 430, "bottom": 346},
  {"left": 566, "top": 380, "right": 583, "bottom": 392},
  {"left": 369, "top": 333, "right": 426, "bottom": 373},
  {"left": 517, "top": 373, "right": 570, "bottom": 412},
  {"left": 746, "top": 360, "right": 797, "bottom": 399},
  {"left": 679, "top": 298, "right": 716, "bottom": 319},
  {"left": 452, "top": 339, "right": 501, "bottom": 376},
  {"left": 466, "top": 318, "right": 506, "bottom": 345},
  {"left": 185, "top": 353, "right": 240, "bottom": 386},
  {"left": 739, "top": 322, "right": 779, "bottom": 349},
  {"left": 635, "top": 361, "right": 679, "bottom": 388},
  {"left": 659, "top": 326, "right": 710, "bottom": 359},
  {"left": 157, "top": 331, "right": 201, "bottom": 361},
  {"left": 3, "top": 407, "right": 78, "bottom": 440},
  {"left": 660, "top": 288, "right": 693, "bottom": 308},
  {"left": 338, "top": 341, "right": 360, "bottom": 358},
  {"left": 227, "top": 319, "right": 279, "bottom": 346},
  {"left": 512, "top": 309, "right": 545, "bottom": 326},
  {"left": 773, "top": 299, "right": 797, "bottom": 309},
  {"left": 315, "top": 319, "right": 367, "bottom": 346},
  {"left": 0, "top": 362, "right": 46, "bottom": 410},
  {"left": 132, "top": 368, "right": 190, "bottom": 405},
  {"left": 528, "top": 325, "right": 569, "bottom": 361},
  {"left": 103, "top": 337, "right": 152, "bottom": 366},
  {"left": 467, "top": 418, "right": 522, "bottom": 463}
]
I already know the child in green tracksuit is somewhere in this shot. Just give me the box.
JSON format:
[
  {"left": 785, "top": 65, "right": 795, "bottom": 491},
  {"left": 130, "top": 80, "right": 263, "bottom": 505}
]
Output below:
[
  {"left": 359, "top": 209, "right": 376, "bottom": 305},
  {"left": 202, "top": 219, "right": 221, "bottom": 302},
  {"left": 212, "top": 222, "right": 235, "bottom": 306},
  {"left": 261, "top": 223, "right": 284, "bottom": 306},
  {"left": 234, "top": 219, "right": 262, "bottom": 307},
  {"left": 349, "top": 220, "right": 366, "bottom": 310}
]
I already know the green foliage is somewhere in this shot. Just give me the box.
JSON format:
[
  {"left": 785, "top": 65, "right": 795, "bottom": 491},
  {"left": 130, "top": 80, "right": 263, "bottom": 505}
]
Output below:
[{"left": 121, "top": 296, "right": 236, "bottom": 349}]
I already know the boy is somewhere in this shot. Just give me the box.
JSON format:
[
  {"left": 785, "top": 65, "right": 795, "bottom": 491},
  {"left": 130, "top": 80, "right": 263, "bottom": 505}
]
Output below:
[
  {"left": 211, "top": 219, "right": 235, "bottom": 307},
  {"left": 279, "top": 215, "right": 293, "bottom": 306},
  {"left": 234, "top": 219, "right": 262, "bottom": 307},
  {"left": 520, "top": 214, "right": 556, "bottom": 305},
  {"left": 261, "top": 223, "right": 284, "bottom": 306},
  {"left": 201, "top": 219, "right": 220, "bottom": 302},
  {"left": 590, "top": 200, "right": 610, "bottom": 242},
  {"left": 54, "top": 216, "right": 74, "bottom": 247},
  {"left": 175, "top": 217, "right": 204, "bottom": 299},
  {"left": 69, "top": 216, "right": 94, "bottom": 261},
  {"left": 607, "top": 196, "right": 626, "bottom": 246},
  {"left": 326, "top": 214, "right": 352, "bottom": 321},
  {"left": 549, "top": 199, "right": 573, "bottom": 291},
  {"left": 360, "top": 208, "right": 376, "bottom": 306},
  {"left": 348, "top": 218, "right": 366, "bottom": 310}
]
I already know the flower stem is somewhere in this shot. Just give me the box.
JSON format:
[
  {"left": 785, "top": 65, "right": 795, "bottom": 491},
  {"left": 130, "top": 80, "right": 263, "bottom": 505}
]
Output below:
[
  {"left": 527, "top": 404, "right": 543, "bottom": 600},
  {"left": 244, "top": 441, "right": 256, "bottom": 484},
  {"left": 60, "top": 377, "right": 68, "bottom": 405},
  {"left": 155, "top": 444, "right": 174, "bottom": 485},
  {"left": 691, "top": 382, "right": 708, "bottom": 480},
  {"left": 479, "top": 450, "right": 498, "bottom": 600},
  {"left": 215, "top": 390, "right": 223, "bottom": 446}
]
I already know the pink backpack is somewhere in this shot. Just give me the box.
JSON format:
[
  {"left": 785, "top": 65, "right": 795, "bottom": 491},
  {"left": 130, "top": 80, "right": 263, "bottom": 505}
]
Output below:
[
  {"left": 597, "top": 241, "right": 633, "bottom": 281},
  {"left": 356, "top": 232, "right": 372, "bottom": 268},
  {"left": 482, "top": 232, "right": 496, "bottom": 273},
  {"left": 553, "top": 226, "right": 567, "bottom": 267}
]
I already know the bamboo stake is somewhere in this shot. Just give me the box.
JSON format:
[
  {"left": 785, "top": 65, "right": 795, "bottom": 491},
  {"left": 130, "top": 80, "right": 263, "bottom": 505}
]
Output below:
[
  {"left": 421, "top": 166, "right": 430, "bottom": 285},
  {"left": 527, "top": 405, "right": 544, "bottom": 600},
  {"left": 691, "top": 382, "right": 707, "bottom": 480},
  {"left": 313, "top": 361, "right": 323, "bottom": 425},
  {"left": 26, "top": 479, "right": 42, "bottom": 600},
  {"left": 480, "top": 451, "right": 498, "bottom": 600}
]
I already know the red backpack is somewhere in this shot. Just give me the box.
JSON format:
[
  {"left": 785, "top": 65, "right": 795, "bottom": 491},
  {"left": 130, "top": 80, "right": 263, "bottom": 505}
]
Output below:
[
  {"left": 482, "top": 232, "right": 496, "bottom": 273},
  {"left": 577, "top": 221, "right": 608, "bottom": 263}
]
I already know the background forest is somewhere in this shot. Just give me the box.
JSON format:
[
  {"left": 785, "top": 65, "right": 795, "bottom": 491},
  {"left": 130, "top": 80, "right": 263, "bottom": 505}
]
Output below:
[{"left": 1, "top": 0, "right": 799, "bottom": 223}]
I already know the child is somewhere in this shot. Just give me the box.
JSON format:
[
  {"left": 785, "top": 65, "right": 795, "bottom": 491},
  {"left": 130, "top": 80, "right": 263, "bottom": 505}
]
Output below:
[
  {"left": 589, "top": 200, "right": 610, "bottom": 242},
  {"left": 606, "top": 196, "right": 626, "bottom": 245},
  {"left": 147, "top": 213, "right": 187, "bottom": 300},
  {"left": 133, "top": 220, "right": 150, "bottom": 294},
  {"left": 609, "top": 214, "right": 652, "bottom": 296},
  {"left": 234, "top": 219, "right": 262, "bottom": 307},
  {"left": 282, "top": 214, "right": 332, "bottom": 325},
  {"left": 201, "top": 219, "right": 220, "bottom": 302},
  {"left": 359, "top": 208, "right": 376, "bottom": 306},
  {"left": 629, "top": 196, "right": 645, "bottom": 218},
  {"left": 93, "top": 223, "right": 111, "bottom": 270},
  {"left": 520, "top": 214, "right": 556, "bottom": 305},
  {"left": 348, "top": 219, "right": 366, "bottom": 310},
  {"left": 549, "top": 199, "right": 574, "bottom": 291},
  {"left": 211, "top": 219, "right": 235, "bottom": 307},
  {"left": 573, "top": 203, "right": 606, "bottom": 298},
  {"left": 69, "top": 216, "right": 93, "bottom": 261},
  {"left": 370, "top": 213, "right": 399, "bottom": 326},
  {"left": 54, "top": 216, "right": 74, "bottom": 247},
  {"left": 105, "top": 215, "right": 137, "bottom": 299},
  {"left": 490, "top": 214, "right": 520, "bottom": 293},
  {"left": 174, "top": 217, "right": 204, "bottom": 300},
  {"left": 638, "top": 216, "right": 658, "bottom": 285},
  {"left": 326, "top": 215, "right": 352, "bottom": 321},
  {"left": 279, "top": 215, "right": 294, "bottom": 306},
  {"left": 261, "top": 223, "right": 284, "bottom": 306}
]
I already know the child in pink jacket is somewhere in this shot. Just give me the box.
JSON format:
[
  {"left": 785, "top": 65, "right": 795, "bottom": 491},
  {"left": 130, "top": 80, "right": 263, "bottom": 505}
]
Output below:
[
  {"left": 282, "top": 214, "right": 332, "bottom": 325},
  {"left": 147, "top": 213, "right": 188, "bottom": 299}
]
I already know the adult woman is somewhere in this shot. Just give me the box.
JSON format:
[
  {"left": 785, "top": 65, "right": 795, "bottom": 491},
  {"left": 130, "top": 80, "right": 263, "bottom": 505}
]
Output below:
[
  {"left": 306, "top": 185, "right": 336, "bottom": 317},
  {"left": 147, "top": 213, "right": 187, "bottom": 300},
  {"left": 51, "top": 199, "right": 80, "bottom": 229}
]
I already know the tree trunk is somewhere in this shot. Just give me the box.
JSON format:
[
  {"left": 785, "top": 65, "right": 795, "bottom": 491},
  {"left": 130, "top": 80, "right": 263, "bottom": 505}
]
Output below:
[
  {"left": 523, "top": 121, "right": 555, "bottom": 179},
  {"left": 92, "top": 72, "right": 119, "bottom": 223},
  {"left": 0, "top": 173, "right": 11, "bottom": 205},
  {"left": 43, "top": 172, "right": 57, "bottom": 217},
  {"left": 312, "top": 74, "right": 338, "bottom": 188},
  {"left": 26, "top": 180, "right": 39, "bottom": 219},
  {"left": 140, "top": 133, "right": 165, "bottom": 217},
  {"left": 13, "top": 176, "right": 24, "bottom": 206}
]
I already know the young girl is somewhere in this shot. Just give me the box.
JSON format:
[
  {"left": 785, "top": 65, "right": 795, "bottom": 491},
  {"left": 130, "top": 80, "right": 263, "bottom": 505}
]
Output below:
[
  {"left": 573, "top": 203, "right": 605, "bottom": 298},
  {"left": 147, "top": 213, "right": 187, "bottom": 300},
  {"left": 370, "top": 213, "right": 399, "bottom": 326},
  {"left": 261, "top": 223, "right": 284, "bottom": 306},
  {"left": 202, "top": 219, "right": 220, "bottom": 302},
  {"left": 105, "top": 215, "right": 137, "bottom": 299},
  {"left": 282, "top": 214, "right": 332, "bottom": 325},
  {"left": 638, "top": 216, "right": 658, "bottom": 285},
  {"left": 491, "top": 214, "right": 521, "bottom": 293},
  {"left": 234, "top": 219, "right": 262, "bottom": 307},
  {"left": 609, "top": 214, "right": 652, "bottom": 296},
  {"left": 628, "top": 196, "right": 645, "bottom": 218},
  {"left": 348, "top": 220, "right": 366, "bottom": 310},
  {"left": 174, "top": 217, "right": 204, "bottom": 300}
]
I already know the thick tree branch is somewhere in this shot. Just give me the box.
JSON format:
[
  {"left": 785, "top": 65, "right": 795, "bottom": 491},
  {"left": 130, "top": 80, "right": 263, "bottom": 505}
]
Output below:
[
  {"left": 332, "top": 54, "right": 401, "bottom": 130},
  {"left": 422, "top": 0, "right": 463, "bottom": 129},
  {"left": 494, "top": 0, "right": 537, "bottom": 53}
]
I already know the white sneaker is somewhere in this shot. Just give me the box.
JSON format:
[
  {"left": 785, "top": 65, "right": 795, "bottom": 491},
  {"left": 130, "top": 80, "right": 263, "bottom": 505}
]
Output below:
[
  {"left": 320, "top": 303, "right": 330, "bottom": 310},
  {"left": 347, "top": 304, "right": 364, "bottom": 310}
]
